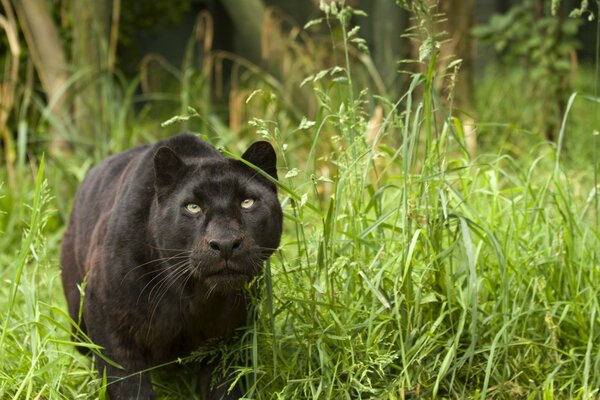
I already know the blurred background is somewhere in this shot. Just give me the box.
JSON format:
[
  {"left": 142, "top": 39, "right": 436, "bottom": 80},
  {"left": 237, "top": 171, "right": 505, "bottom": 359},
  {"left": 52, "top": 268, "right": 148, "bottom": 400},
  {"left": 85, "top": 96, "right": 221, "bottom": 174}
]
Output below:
[
  {"left": 2, "top": 0, "right": 599, "bottom": 245},
  {"left": 1, "top": 0, "right": 597, "bottom": 156}
]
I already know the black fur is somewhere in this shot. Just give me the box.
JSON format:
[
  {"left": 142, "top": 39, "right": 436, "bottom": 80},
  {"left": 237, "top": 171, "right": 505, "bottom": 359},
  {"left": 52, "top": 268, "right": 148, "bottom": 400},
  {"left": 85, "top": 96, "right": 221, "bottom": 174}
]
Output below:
[{"left": 60, "top": 133, "right": 282, "bottom": 399}]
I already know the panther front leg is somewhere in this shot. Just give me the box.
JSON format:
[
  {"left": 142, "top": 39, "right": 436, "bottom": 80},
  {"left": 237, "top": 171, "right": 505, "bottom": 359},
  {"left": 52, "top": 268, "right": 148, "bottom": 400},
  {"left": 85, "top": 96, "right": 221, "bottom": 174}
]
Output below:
[
  {"left": 94, "top": 344, "right": 156, "bottom": 400},
  {"left": 84, "top": 294, "right": 156, "bottom": 399},
  {"left": 199, "top": 363, "right": 243, "bottom": 400}
]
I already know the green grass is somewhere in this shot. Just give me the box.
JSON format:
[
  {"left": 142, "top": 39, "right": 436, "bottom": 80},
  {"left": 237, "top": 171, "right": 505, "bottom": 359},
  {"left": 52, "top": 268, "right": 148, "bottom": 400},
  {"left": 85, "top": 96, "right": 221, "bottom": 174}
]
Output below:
[{"left": 1, "top": 3, "right": 599, "bottom": 399}]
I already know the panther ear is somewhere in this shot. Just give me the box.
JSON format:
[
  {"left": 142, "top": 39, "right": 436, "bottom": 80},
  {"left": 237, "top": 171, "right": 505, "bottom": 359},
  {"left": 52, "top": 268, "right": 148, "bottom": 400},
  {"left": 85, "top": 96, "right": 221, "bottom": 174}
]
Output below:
[
  {"left": 241, "top": 141, "right": 278, "bottom": 180},
  {"left": 153, "top": 146, "right": 187, "bottom": 188}
]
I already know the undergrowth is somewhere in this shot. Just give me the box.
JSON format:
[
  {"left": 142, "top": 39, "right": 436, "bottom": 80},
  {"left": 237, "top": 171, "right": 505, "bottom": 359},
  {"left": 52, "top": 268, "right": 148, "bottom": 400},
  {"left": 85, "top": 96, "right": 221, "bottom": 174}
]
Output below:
[{"left": 0, "top": 1, "right": 599, "bottom": 399}]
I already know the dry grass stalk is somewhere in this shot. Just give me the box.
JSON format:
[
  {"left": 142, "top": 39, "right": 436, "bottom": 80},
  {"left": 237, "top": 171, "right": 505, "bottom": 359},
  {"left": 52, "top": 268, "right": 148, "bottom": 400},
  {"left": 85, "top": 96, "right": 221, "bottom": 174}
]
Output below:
[{"left": 0, "top": 0, "right": 20, "bottom": 188}]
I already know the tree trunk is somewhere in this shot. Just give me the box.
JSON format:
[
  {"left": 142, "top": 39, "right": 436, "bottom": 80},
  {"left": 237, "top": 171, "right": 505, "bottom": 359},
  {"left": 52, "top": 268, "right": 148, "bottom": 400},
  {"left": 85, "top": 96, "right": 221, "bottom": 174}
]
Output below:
[
  {"left": 416, "top": 0, "right": 477, "bottom": 156},
  {"left": 1, "top": 0, "right": 20, "bottom": 187},
  {"left": 12, "top": 0, "right": 69, "bottom": 155},
  {"left": 71, "top": 0, "right": 111, "bottom": 142},
  {"left": 372, "top": 1, "right": 407, "bottom": 94},
  {"left": 359, "top": 0, "right": 409, "bottom": 97},
  {"left": 220, "top": 0, "right": 266, "bottom": 67},
  {"left": 438, "top": 0, "right": 475, "bottom": 114}
]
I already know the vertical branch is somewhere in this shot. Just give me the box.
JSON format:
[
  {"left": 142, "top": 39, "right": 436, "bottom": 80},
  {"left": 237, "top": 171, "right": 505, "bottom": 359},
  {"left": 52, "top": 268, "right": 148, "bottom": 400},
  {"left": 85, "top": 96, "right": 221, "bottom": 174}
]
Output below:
[
  {"left": 427, "top": 0, "right": 475, "bottom": 115},
  {"left": 12, "top": 0, "right": 70, "bottom": 155},
  {"left": 71, "top": 0, "right": 110, "bottom": 145},
  {"left": 0, "top": 0, "right": 20, "bottom": 188},
  {"left": 360, "top": 0, "right": 408, "bottom": 96},
  {"left": 220, "top": 0, "right": 269, "bottom": 72},
  {"left": 107, "top": 0, "right": 121, "bottom": 73}
]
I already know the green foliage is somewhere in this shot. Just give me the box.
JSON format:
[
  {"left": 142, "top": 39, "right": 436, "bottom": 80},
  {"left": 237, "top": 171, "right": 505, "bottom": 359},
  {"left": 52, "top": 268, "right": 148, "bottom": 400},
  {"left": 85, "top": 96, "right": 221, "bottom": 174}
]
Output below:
[
  {"left": 473, "top": 0, "right": 582, "bottom": 138},
  {"left": 119, "top": 1, "right": 191, "bottom": 41},
  {"left": 475, "top": 63, "right": 600, "bottom": 176},
  {"left": 552, "top": 0, "right": 594, "bottom": 19},
  {"left": 1, "top": 1, "right": 599, "bottom": 399},
  {"left": 0, "top": 158, "right": 99, "bottom": 398},
  {"left": 473, "top": 3, "right": 580, "bottom": 64}
]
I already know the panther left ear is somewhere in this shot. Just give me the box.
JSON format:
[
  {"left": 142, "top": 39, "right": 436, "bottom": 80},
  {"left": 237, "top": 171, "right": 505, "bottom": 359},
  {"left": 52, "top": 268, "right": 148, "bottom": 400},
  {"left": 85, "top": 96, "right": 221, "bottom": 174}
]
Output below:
[
  {"left": 153, "top": 146, "right": 187, "bottom": 188},
  {"left": 241, "top": 141, "right": 278, "bottom": 180}
]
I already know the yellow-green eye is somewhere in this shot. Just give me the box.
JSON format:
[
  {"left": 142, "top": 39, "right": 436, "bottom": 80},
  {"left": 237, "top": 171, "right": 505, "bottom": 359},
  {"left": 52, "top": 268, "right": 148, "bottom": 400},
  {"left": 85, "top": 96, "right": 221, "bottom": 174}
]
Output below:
[
  {"left": 185, "top": 203, "right": 202, "bottom": 214},
  {"left": 241, "top": 198, "right": 255, "bottom": 209}
]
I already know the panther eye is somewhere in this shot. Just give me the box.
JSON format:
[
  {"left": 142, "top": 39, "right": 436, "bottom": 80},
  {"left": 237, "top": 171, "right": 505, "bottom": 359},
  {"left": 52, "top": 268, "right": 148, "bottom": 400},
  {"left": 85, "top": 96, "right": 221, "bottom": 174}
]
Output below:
[
  {"left": 184, "top": 203, "right": 202, "bottom": 214},
  {"left": 241, "top": 198, "right": 255, "bottom": 209}
]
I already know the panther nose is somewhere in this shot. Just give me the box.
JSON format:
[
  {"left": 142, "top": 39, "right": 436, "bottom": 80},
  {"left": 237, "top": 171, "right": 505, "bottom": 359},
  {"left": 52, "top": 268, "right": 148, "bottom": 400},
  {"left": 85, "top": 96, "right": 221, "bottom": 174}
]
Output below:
[{"left": 208, "top": 237, "right": 242, "bottom": 260}]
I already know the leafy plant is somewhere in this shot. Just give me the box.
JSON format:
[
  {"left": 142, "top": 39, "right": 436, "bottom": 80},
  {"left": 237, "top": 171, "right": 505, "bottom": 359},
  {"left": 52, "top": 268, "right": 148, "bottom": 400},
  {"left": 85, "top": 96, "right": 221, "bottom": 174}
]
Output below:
[
  {"left": 473, "top": 0, "right": 581, "bottom": 140},
  {"left": 551, "top": 0, "right": 594, "bottom": 18}
]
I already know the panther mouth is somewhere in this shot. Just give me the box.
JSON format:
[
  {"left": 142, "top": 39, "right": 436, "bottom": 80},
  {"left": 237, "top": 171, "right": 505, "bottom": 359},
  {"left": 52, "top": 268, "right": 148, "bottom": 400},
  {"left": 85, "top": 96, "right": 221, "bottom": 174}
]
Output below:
[
  {"left": 201, "top": 264, "right": 250, "bottom": 283},
  {"left": 206, "top": 268, "right": 246, "bottom": 278},
  {"left": 189, "top": 256, "right": 260, "bottom": 288},
  {"left": 200, "top": 268, "right": 250, "bottom": 292}
]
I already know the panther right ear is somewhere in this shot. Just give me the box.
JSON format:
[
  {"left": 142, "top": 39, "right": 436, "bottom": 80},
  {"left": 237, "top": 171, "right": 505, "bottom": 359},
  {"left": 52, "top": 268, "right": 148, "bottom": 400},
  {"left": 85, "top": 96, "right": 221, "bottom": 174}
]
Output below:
[
  {"left": 153, "top": 146, "right": 187, "bottom": 188},
  {"left": 241, "top": 141, "right": 278, "bottom": 181}
]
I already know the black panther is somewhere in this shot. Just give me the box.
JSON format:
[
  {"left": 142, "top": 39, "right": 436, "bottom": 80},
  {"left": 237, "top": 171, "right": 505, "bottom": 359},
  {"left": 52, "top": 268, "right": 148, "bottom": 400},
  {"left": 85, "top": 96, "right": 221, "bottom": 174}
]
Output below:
[{"left": 60, "top": 133, "right": 283, "bottom": 399}]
